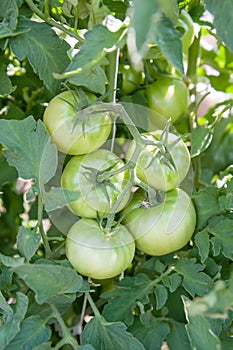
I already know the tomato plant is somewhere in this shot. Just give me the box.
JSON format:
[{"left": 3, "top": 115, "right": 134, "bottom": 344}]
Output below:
[
  {"left": 1, "top": 1, "right": 233, "bottom": 350},
  {"left": 43, "top": 90, "right": 112, "bottom": 155},
  {"left": 66, "top": 218, "right": 135, "bottom": 279},
  {"left": 61, "top": 149, "right": 132, "bottom": 218},
  {"left": 122, "top": 188, "right": 196, "bottom": 256},
  {"left": 127, "top": 129, "right": 191, "bottom": 191},
  {"left": 146, "top": 76, "right": 189, "bottom": 123}
]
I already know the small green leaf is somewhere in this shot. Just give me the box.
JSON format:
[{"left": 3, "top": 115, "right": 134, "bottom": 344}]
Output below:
[
  {"left": 9, "top": 17, "right": 70, "bottom": 93},
  {"left": 176, "top": 258, "right": 214, "bottom": 297},
  {"left": 154, "top": 284, "right": 168, "bottom": 310},
  {"left": 166, "top": 321, "right": 192, "bottom": 350},
  {"left": 0, "top": 155, "right": 18, "bottom": 186},
  {"left": 67, "top": 63, "right": 107, "bottom": 95},
  {"left": 0, "top": 253, "right": 25, "bottom": 267},
  {"left": 0, "top": 0, "right": 18, "bottom": 38},
  {"left": 128, "top": 316, "right": 170, "bottom": 350},
  {"left": 43, "top": 187, "right": 80, "bottom": 213},
  {"left": 0, "top": 65, "right": 15, "bottom": 96},
  {"left": 151, "top": 15, "right": 184, "bottom": 75},
  {"left": 162, "top": 273, "right": 182, "bottom": 293},
  {"left": 191, "top": 125, "right": 213, "bottom": 157},
  {"left": 5, "top": 316, "right": 51, "bottom": 350},
  {"left": 33, "top": 343, "right": 53, "bottom": 350},
  {"left": 102, "top": 274, "right": 153, "bottom": 326},
  {"left": 194, "top": 230, "right": 210, "bottom": 263},
  {"left": 81, "top": 317, "right": 145, "bottom": 350},
  {"left": 13, "top": 263, "right": 85, "bottom": 304},
  {"left": 208, "top": 216, "right": 233, "bottom": 260},
  {"left": 55, "top": 25, "right": 125, "bottom": 79},
  {"left": 16, "top": 226, "right": 41, "bottom": 261},
  {"left": 183, "top": 296, "right": 222, "bottom": 350},
  {"left": 0, "top": 293, "right": 28, "bottom": 350},
  {"left": 192, "top": 186, "right": 222, "bottom": 229},
  {"left": 128, "top": 0, "right": 183, "bottom": 74},
  {"left": 0, "top": 116, "right": 58, "bottom": 192}
]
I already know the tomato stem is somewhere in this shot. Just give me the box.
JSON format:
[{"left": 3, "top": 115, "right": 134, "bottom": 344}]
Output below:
[
  {"left": 105, "top": 171, "right": 134, "bottom": 230},
  {"left": 50, "top": 304, "right": 79, "bottom": 349},
  {"left": 25, "top": 0, "right": 85, "bottom": 44},
  {"left": 37, "top": 193, "right": 52, "bottom": 257},
  {"left": 86, "top": 292, "right": 102, "bottom": 319}
]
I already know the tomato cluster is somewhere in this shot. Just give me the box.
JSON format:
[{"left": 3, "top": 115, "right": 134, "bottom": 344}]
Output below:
[{"left": 43, "top": 88, "right": 196, "bottom": 280}]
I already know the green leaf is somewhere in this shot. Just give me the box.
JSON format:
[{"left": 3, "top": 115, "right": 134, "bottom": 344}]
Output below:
[
  {"left": 0, "top": 291, "right": 13, "bottom": 322},
  {"left": 67, "top": 63, "right": 107, "bottom": 94},
  {"left": 162, "top": 273, "right": 182, "bottom": 293},
  {"left": 0, "top": 65, "right": 15, "bottom": 96},
  {"left": 201, "top": 115, "right": 233, "bottom": 174},
  {"left": 102, "top": 274, "right": 153, "bottom": 325},
  {"left": 16, "top": 226, "right": 41, "bottom": 261},
  {"left": 166, "top": 321, "right": 192, "bottom": 350},
  {"left": 154, "top": 284, "right": 168, "bottom": 310},
  {"left": 182, "top": 277, "right": 233, "bottom": 319},
  {"left": 0, "top": 116, "right": 58, "bottom": 192},
  {"left": 0, "top": 253, "right": 25, "bottom": 267},
  {"left": 205, "top": 0, "right": 233, "bottom": 52},
  {"left": 33, "top": 343, "right": 53, "bottom": 350},
  {"left": 0, "top": 292, "right": 28, "bottom": 350},
  {"left": 79, "top": 345, "right": 96, "bottom": 350},
  {"left": 192, "top": 186, "right": 222, "bottom": 229},
  {"left": 194, "top": 230, "right": 210, "bottom": 263},
  {"left": 55, "top": 25, "right": 125, "bottom": 80},
  {"left": 13, "top": 263, "right": 85, "bottom": 304},
  {"left": 5, "top": 315, "right": 51, "bottom": 350},
  {"left": 191, "top": 125, "right": 213, "bottom": 157},
  {"left": 208, "top": 216, "right": 233, "bottom": 259},
  {"left": 81, "top": 317, "right": 145, "bottom": 350},
  {"left": 128, "top": 316, "right": 170, "bottom": 350},
  {"left": 151, "top": 15, "right": 184, "bottom": 75},
  {"left": 128, "top": 0, "right": 183, "bottom": 74},
  {"left": 0, "top": 0, "right": 18, "bottom": 38},
  {"left": 43, "top": 187, "right": 80, "bottom": 213},
  {"left": 0, "top": 155, "right": 18, "bottom": 186},
  {"left": 183, "top": 296, "right": 222, "bottom": 350},
  {"left": 176, "top": 258, "right": 214, "bottom": 297},
  {"left": 9, "top": 17, "right": 70, "bottom": 94}
]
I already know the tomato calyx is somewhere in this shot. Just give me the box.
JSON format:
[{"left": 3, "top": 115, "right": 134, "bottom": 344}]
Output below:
[{"left": 81, "top": 162, "right": 119, "bottom": 202}]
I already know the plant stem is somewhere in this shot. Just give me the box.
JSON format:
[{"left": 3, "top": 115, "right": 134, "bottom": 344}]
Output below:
[
  {"left": 37, "top": 193, "right": 52, "bottom": 257},
  {"left": 86, "top": 292, "right": 102, "bottom": 319},
  {"left": 50, "top": 304, "right": 79, "bottom": 350},
  {"left": 44, "top": 0, "right": 50, "bottom": 18},
  {"left": 105, "top": 171, "right": 134, "bottom": 230},
  {"left": 25, "top": 0, "right": 85, "bottom": 44}
]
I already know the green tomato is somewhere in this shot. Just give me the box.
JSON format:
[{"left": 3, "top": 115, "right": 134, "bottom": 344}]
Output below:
[
  {"left": 61, "top": 149, "right": 132, "bottom": 218},
  {"left": 177, "top": 10, "right": 195, "bottom": 54},
  {"left": 43, "top": 90, "right": 112, "bottom": 155},
  {"left": 126, "top": 130, "right": 191, "bottom": 192},
  {"left": 120, "top": 65, "right": 144, "bottom": 94},
  {"left": 66, "top": 218, "right": 135, "bottom": 279},
  {"left": 122, "top": 188, "right": 196, "bottom": 256},
  {"left": 146, "top": 76, "right": 189, "bottom": 123}
]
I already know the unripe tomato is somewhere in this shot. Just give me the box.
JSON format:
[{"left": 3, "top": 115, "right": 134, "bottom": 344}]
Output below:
[
  {"left": 122, "top": 188, "right": 196, "bottom": 256},
  {"left": 176, "top": 10, "right": 195, "bottom": 54},
  {"left": 120, "top": 65, "right": 144, "bottom": 94},
  {"left": 146, "top": 76, "right": 189, "bottom": 123},
  {"left": 43, "top": 90, "right": 112, "bottom": 155},
  {"left": 61, "top": 149, "right": 132, "bottom": 218},
  {"left": 126, "top": 130, "right": 191, "bottom": 192},
  {"left": 66, "top": 218, "right": 135, "bottom": 279}
]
